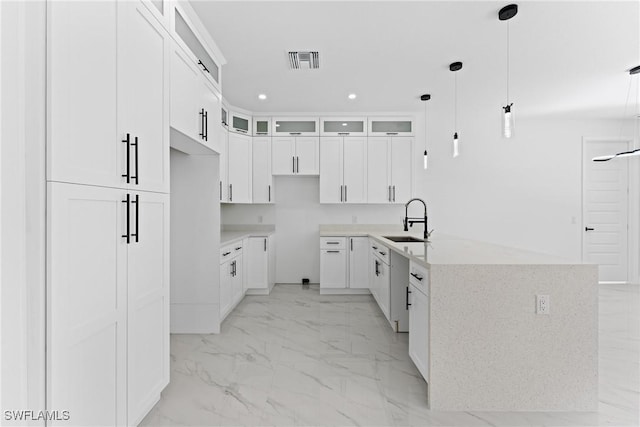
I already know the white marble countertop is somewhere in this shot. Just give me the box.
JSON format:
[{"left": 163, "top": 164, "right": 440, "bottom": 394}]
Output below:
[
  {"left": 221, "top": 225, "right": 275, "bottom": 246},
  {"left": 320, "top": 225, "right": 581, "bottom": 267}
]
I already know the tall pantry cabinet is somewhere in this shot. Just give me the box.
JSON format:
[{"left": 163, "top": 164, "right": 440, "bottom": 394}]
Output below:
[{"left": 47, "top": 1, "right": 169, "bottom": 426}]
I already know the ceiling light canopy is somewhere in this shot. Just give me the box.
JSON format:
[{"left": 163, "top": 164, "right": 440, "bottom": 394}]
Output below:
[
  {"left": 258, "top": 94, "right": 267, "bottom": 100},
  {"left": 348, "top": 93, "right": 357, "bottom": 100}
]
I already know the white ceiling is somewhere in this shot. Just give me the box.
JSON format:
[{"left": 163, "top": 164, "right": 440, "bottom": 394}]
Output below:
[{"left": 190, "top": 1, "right": 640, "bottom": 118}]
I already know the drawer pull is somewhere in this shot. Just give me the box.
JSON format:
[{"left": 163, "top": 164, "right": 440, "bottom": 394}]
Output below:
[
  {"left": 326, "top": 250, "right": 340, "bottom": 253},
  {"left": 379, "top": 251, "right": 387, "bottom": 256},
  {"left": 326, "top": 241, "right": 340, "bottom": 245},
  {"left": 222, "top": 252, "right": 231, "bottom": 257},
  {"left": 235, "top": 247, "right": 242, "bottom": 251}
]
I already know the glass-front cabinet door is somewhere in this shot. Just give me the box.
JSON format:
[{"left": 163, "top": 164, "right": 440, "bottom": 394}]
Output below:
[
  {"left": 253, "top": 117, "right": 271, "bottom": 136},
  {"left": 321, "top": 117, "right": 367, "bottom": 136},
  {"left": 271, "top": 117, "right": 319, "bottom": 136},
  {"left": 368, "top": 116, "right": 414, "bottom": 136},
  {"left": 230, "top": 111, "right": 251, "bottom": 135}
]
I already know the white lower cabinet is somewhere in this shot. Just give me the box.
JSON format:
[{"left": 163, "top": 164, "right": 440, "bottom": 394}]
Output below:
[
  {"left": 246, "top": 236, "right": 275, "bottom": 294},
  {"left": 370, "top": 241, "right": 390, "bottom": 319},
  {"left": 219, "top": 241, "right": 245, "bottom": 321},
  {"left": 409, "top": 261, "right": 430, "bottom": 382},
  {"left": 320, "top": 236, "right": 371, "bottom": 293},
  {"left": 47, "top": 182, "right": 169, "bottom": 426}
]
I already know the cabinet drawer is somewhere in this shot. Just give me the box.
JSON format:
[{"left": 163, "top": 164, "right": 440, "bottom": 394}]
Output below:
[
  {"left": 220, "top": 241, "right": 243, "bottom": 263},
  {"left": 370, "top": 242, "right": 390, "bottom": 265},
  {"left": 320, "top": 237, "right": 346, "bottom": 249},
  {"left": 409, "top": 261, "right": 429, "bottom": 295}
]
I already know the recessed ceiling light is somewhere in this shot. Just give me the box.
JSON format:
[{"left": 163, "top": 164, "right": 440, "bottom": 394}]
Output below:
[
  {"left": 342, "top": 123, "right": 348, "bottom": 126},
  {"left": 258, "top": 94, "right": 267, "bottom": 100},
  {"left": 348, "top": 93, "right": 357, "bottom": 100}
]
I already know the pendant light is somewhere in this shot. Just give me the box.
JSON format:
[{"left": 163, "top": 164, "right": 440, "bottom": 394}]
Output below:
[
  {"left": 450, "top": 62, "right": 463, "bottom": 157},
  {"left": 421, "top": 94, "right": 431, "bottom": 169},
  {"left": 499, "top": 4, "right": 518, "bottom": 138},
  {"left": 593, "top": 65, "right": 640, "bottom": 161}
]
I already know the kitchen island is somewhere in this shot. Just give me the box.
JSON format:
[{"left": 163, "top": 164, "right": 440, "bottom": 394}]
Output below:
[{"left": 320, "top": 226, "right": 599, "bottom": 412}]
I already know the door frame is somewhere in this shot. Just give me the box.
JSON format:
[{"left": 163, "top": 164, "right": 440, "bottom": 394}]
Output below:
[{"left": 582, "top": 137, "right": 639, "bottom": 284}]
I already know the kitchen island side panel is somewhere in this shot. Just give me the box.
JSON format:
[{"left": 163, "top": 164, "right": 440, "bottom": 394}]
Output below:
[{"left": 428, "top": 264, "right": 598, "bottom": 411}]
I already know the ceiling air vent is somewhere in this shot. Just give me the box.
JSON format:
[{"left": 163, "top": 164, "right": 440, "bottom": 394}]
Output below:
[{"left": 288, "top": 51, "right": 319, "bottom": 70}]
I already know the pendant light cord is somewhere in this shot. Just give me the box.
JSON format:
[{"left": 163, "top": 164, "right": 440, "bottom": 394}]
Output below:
[
  {"left": 424, "top": 99, "right": 428, "bottom": 151},
  {"left": 506, "top": 21, "right": 510, "bottom": 104},
  {"left": 454, "top": 72, "right": 458, "bottom": 131},
  {"left": 618, "top": 75, "right": 633, "bottom": 140}
]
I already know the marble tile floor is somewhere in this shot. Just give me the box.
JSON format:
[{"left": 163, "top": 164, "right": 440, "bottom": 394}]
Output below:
[{"left": 141, "top": 284, "right": 639, "bottom": 427}]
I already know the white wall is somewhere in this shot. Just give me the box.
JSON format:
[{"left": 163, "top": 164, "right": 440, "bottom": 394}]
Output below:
[
  {"left": 170, "top": 149, "right": 221, "bottom": 333},
  {"left": 1, "top": 1, "right": 46, "bottom": 421},
  {"left": 223, "top": 112, "right": 638, "bottom": 283}
]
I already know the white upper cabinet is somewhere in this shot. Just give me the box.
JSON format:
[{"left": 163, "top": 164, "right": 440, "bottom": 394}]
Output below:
[
  {"left": 253, "top": 117, "right": 271, "bottom": 136},
  {"left": 320, "top": 117, "right": 367, "bottom": 137},
  {"left": 227, "top": 133, "right": 252, "bottom": 203},
  {"left": 252, "top": 137, "right": 273, "bottom": 203},
  {"left": 271, "top": 117, "right": 319, "bottom": 136},
  {"left": 221, "top": 105, "right": 229, "bottom": 128},
  {"left": 368, "top": 116, "right": 414, "bottom": 136},
  {"left": 319, "top": 137, "right": 367, "bottom": 203},
  {"left": 230, "top": 110, "right": 252, "bottom": 135},
  {"left": 173, "top": 8, "right": 220, "bottom": 89},
  {"left": 272, "top": 136, "right": 319, "bottom": 175},
  {"left": 367, "top": 136, "right": 413, "bottom": 204},
  {"left": 48, "top": 0, "right": 169, "bottom": 193}
]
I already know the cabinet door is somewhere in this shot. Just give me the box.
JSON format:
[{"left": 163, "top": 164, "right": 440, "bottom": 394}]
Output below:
[
  {"left": 227, "top": 133, "right": 252, "bottom": 203},
  {"left": 47, "top": 183, "right": 127, "bottom": 427},
  {"left": 390, "top": 137, "right": 413, "bottom": 203},
  {"left": 319, "top": 137, "right": 343, "bottom": 203},
  {"left": 272, "top": 137, "right": 296, "bottom": 175},
  {"left": 378, "top": 261, "right": 391, "bottom": 319},
  {"left": 252, "top": 138, "right": 273, "bottom": 203},
  {"left": 320, "top": 250, "right": 347, "bottom": 289},
  {"left": 230, "top": 111, "right": 251, "bottom": 135},
  {"left": 349, "top": 237, "right": 370, "bottom": 289},
  {"left": 343, "top": 137, "right": 368, "bottom": 203},
  {"left": 232, "top": 256, "right": 244, "bottom": 304},
  {"left": 367, "top": 137, "right": 391, "bottom": 203},
  {"left": 201, "top": 83, "right": 221, "bottom": 152},
  {"left": 219, "top": 126, "right": 228, "bottom": 202},
  {"left": 369, "top": 117, "right": 414, "bottom": 136},
  {"left": 48, "top": 1, "right": 120, "bottom": 188},
  {"left": 220, "top": 260, "right": 233, "bottom": 319},
  {"left": 253, "top": 117, "right": 271, "bottom": 136},
  {"left": 120, "top": 1, "right": 169, "bottom": 193},
  {"left": 126, "top": 191, "right": 169, "bottom": 425},
  {"left": 247, "top": 237, "right": 268, "bottom": 289},
  {"left": 170, "top": 43, "right": 200, "bottom": 143},
  {"left": 295, "top": 137, "right": 320, "bottom": 175},
  {"left": 409, "top": 285, "right": 429, "bottom": 381}
]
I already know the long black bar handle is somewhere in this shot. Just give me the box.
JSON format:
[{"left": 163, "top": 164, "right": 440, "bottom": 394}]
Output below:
[
  {"left": 350, "top": 239, "right": 353, "bottom": 251},
  {"left": 122, "top": 134, "right": 130, "bottom": 183},
  {"left": 268, "top": 185, "right": 271, "bottom": 202},
  {"left": 199, "top": 109, "right": 205, "bottom": 139},
  {"left": 198, "top": 59, "right": 209, "bottom": 74},
  {"left": 345, "top": 185, "right": 347, "bottom": 202},
  {"left": 292, "top": 157, "right": 295, "bottom": 173},
  {"left": 121, "top": 194, "right": 130, "bottom": 244},
  {"left": 406, "top": 287, "right": 412, "bottom": 309},
  {"left": 204, "top": 110, "right": 208, "bottom": 141},
  {"left": 131, "top": 194, "right": 139, "bottom": 243},
  {"left": 220, "top": 181, "right": 222, "bottom": 201},
  {"left": 229, "top": 184, "right": 233, "bottom": 202},
  {"left": 375, "top": 260, "right": 380, "bottom": 276},
  {"left": 131, "top": 136, "right": 139, "bottom": 185},
  {"left": 296, "top": 156, "right": 300, "bottom": 173},
  {"left": 264, "top": 238, "right": 267, "bottom": 252}
]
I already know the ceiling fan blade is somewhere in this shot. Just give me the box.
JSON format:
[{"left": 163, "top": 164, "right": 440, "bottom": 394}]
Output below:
[{"left": 592, "top": 148, "right": 640, "bottom": 162}]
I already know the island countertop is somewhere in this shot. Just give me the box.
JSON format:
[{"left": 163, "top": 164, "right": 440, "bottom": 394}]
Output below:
[{"left": 319, "top": 225, "right": 582, "bottom": 267}]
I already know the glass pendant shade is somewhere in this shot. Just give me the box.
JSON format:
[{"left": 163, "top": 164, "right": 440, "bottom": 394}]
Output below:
[
  {"left": 423, "top": 150, "right": 428, "bottom": 169},
  {"left": 502, "top": 103, "right": 514, "bottom": 138},
  {"left": 453, "top": 132, "right": 459, "bottom": 158}
]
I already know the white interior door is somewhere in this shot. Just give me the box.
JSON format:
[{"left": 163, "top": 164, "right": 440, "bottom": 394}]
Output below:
[
  {"left": 583, "top": 139, "right": 629, "bottom": 282},
  {"left": 47, "top": 183, "right": 127, "bottom": 426}
]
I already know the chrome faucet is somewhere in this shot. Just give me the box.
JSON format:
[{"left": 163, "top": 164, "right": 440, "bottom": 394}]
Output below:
[{"left": 403, "top": 198, "right": 433, "bottom": 241}]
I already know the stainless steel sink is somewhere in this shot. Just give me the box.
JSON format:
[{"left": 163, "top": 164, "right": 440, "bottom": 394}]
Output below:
[{"left": 383, "top": 236, "right": 424, "bottom": 243}]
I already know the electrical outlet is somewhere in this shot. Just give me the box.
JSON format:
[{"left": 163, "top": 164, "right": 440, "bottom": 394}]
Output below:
[
  {"left": 258, "top": 215, "right": 263, "bottom": 223},
  {"left": 536, "top": 294, "right": 550, "bottom": 314},
  {"left": 352, "top": 215, "right": 358, "bottom": 224}
]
